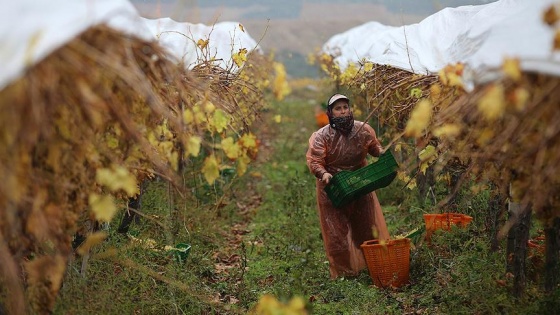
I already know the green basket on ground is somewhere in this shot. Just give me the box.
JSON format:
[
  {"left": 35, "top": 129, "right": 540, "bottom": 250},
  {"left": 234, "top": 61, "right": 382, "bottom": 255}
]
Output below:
[
  {"left": 168, "top": 243, "right": 191, "bottom": 263},
  {"left": 325, "top": 150, "right": 398, "bottom": 208}
]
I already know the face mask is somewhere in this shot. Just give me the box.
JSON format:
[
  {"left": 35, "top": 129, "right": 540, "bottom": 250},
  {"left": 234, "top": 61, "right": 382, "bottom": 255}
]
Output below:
[{"left": 329, "top": 113, "right": 354, "bottom": 135}]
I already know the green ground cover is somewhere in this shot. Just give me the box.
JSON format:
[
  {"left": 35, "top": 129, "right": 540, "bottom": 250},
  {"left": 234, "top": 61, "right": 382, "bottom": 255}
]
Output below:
[{"left": 55, "top": 85, "right": 558, "bottom": 314}]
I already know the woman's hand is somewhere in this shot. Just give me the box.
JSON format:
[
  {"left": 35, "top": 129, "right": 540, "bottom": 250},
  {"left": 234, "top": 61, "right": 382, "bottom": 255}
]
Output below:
[{"left": 321, "top": 173, "right": 333, "bottom": 184}]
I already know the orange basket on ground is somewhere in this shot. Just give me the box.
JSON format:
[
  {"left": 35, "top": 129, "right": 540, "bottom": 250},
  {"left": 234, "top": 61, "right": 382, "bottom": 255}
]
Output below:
[
  {"left": 315, "top": 112, "right": 329, "bottom": 128},
  {"left": 360, "top": 238, "right": 411, "bottom": 288},
  {"left": 423, "top": 213, "right": 473, "bottom": 240}
]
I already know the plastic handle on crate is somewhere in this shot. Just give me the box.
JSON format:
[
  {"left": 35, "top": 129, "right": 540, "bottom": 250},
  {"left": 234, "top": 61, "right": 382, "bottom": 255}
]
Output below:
[{"left": 361, "top": 239, "right": 383, "bottom": 247}]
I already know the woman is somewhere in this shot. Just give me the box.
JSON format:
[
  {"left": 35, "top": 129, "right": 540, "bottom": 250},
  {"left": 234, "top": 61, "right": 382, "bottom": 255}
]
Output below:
[{"left": 306, "top": 93, "right": 390, "bottom": 279}]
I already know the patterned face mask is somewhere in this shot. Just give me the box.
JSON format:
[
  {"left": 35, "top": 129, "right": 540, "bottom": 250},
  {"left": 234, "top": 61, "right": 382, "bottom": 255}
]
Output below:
[{"left": 328, "top": 113, "right": 354, "bottom": 135}]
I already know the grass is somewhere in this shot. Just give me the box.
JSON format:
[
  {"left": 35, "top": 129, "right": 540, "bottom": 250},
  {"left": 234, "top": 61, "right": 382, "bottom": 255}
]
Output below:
[{"left": 54, "top": 84, "right": 559, "bottom": 314}]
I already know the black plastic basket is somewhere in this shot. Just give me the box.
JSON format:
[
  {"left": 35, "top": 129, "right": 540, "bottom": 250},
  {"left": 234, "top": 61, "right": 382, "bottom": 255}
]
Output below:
[{"left": 325, "top": 151, "right": 398, "bottom": 208}]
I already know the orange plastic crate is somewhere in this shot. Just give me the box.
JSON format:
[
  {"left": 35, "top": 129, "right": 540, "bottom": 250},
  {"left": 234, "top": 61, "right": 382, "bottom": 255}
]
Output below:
[
  {"left": 423, "top": 213, "right": 473, "bottom": 240},
  {"left": 360, "top": 238, "right": 411, "bottom": 288}
]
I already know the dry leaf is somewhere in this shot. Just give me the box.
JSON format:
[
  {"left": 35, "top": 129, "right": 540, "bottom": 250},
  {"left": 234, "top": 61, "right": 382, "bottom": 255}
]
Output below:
[
  {"left": 404, "top": 99, "right": 432, "bottom": 138},
  {"left": 89, "top": 193, "right": 117, "bottom": 223},
  {"left": 543, "top": 5, "right": 559, "bottom": 26},
  {"left": 96, "top": 166, "right": 137, "bottom": 196},
  {"left": 478, "top": 84, "right": 505, "bottom": 121},
  {"left": 502, "top": 58, "right": 521, "bottom": 81},
  {"left": 197, "top": 38, "right": 209, "bottom": 49},
  {"left": 185, "top": 136, "right": 201, "bottom": 157},
  {"left": 221, "top": 137, "right": 241, "bottom": 159},
  {"left": 77, "top": 231, "right": 108, "bottom": 256}
]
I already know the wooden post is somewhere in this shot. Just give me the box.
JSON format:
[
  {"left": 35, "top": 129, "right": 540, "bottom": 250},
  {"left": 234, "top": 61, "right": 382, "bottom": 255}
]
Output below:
[
  {"left": 544, "top": 216, "right": 560, "bottom": 293},
  {"left": 505, "top": 201, "right": 521, "bottom": 274},
  {"left": 512, "top": 206, "right": 531, "bottom": 298},
  {"left": 489, "top": 191, "right": 506, "bottom": 252}
]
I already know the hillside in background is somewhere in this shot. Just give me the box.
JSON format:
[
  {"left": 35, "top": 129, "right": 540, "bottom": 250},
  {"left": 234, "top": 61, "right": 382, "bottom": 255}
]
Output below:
[{"left": 132, "top": 0, "right": 496, "bottom": 77}]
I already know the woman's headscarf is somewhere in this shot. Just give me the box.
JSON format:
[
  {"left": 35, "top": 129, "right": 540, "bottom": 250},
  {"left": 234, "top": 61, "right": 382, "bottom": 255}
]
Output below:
[{"left": 326, "top": 94, "right": 354, "bottom": 135}]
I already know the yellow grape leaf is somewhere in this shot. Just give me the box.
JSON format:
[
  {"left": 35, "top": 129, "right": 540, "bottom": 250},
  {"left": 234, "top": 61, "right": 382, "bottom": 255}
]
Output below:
[
  {"left": 502, "top": 58, "right": 521, "bottom": 81},
  {"left": 155, "top": 120, "right": 174, "bottom": 140},
  {"left": 89, "top": 194, "right": 117, "bottom": 223},
  {"left": 272, "top": 62, "right": 291, "bottom": 100},
  {"left": 429, "top": 84, "right": 441, "bottom": 102},
  {"left": 183, "top": 109, "right": 194, "bottom": 124},
  {"left": 364, "top": 62, "right": 374, "bottom": 72},
  {"left": 193, "top": 105, "right": 206, "bottom": 125},
  {"left": 239, "top": 133, "right": 257, "bottom": 149},
  {"left": 185, "top": 136, "right": 201, "bottom": 157},
  {"left": 96, "top": 166, "right": 138, "bottom": 196},
  {"left": 418, "top": 145, "right": 437, "bottom": 162},
  {"left": 418, "top": 145, "right": 437, "bottom": 175},
  {"left": 433, "top": 124, "right": 461, "bottom": 138},
  {"left": 77, "top": 231, "right": 107, "bottom": 256},
  {"left": 512, "top": 87, "right": 530, "bottom": 111},
  {"left": 404, "top": 99, "right": 432, "bottom": 138},
  {"left": 397, "top": 171, "right": 410, "bottom": 183},
  {"left": 238, "top": 23, "right": 245, "bottom": 32},
  {"left": 447, "top": 72, "right": 464, "bottom": 88},
  {"left": 419, "top": 161, "right": 430, "bottom": 175},
  {"left": 213, "top": 109, "right": 229, "bottom": 133},
  {"left": 148, "top": 131, "right": 158, "bottom": 146},
  {"left": 478, "top": 84, "right": 505, "bottom": 121},
  {"left": 221, "top": 137, "right": 241, "bottom": 159},
  {"left": 254, "top": 295, "right": 281, "bottom": 313},
  {"left": 410, "top": 88, "right": 423, "bottom": 99},
  {"left": 202, "top": 155, "right": 220, "bottom": 184},
  {"left": 237, "top": 153, "right": 251, "bottom": 176},
  {"left": 406, "top": 179, "right": 417, "bottom": 190},
  {"left": 438, "top": 63, "right": 464, "bottom": 88},
  {"left": 287, "top": 296, "right": 306, "bottom": 312},
  {"left": 274, "top": 115, "right": 282, "bottom": 123},
  {"left": 197, "top": 38, "right": 209, "bottom": 50},
  {"left": 204, "top": 101, "right": 216, "bottom": 113},
  {"left": 232, "top": 48, "right": 248, "bottom": 67}
]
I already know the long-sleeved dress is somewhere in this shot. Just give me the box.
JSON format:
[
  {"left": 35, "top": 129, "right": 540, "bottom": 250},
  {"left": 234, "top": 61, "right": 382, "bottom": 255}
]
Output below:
[{"left": 306, "top": 121, "right": 390, "bottom": 279}]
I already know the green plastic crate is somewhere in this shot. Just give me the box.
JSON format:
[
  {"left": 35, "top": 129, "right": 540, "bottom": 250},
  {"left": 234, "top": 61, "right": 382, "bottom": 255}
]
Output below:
[{"left": 325, "top": 150, "right": 398, "bottom": 208}]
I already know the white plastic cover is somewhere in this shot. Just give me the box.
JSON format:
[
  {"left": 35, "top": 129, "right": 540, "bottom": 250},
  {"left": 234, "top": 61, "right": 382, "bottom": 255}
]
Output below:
[
  {"left": 322, "top": 0, "right": 560, "bottom": 83},
  {"left": 0, "top": 0, "right": 261, "bottom": 90}
]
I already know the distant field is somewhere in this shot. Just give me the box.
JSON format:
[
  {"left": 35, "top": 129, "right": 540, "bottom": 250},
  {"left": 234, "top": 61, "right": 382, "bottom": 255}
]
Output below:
[{"left": 133, "top": 2, "right": 424, "bottom": 56}]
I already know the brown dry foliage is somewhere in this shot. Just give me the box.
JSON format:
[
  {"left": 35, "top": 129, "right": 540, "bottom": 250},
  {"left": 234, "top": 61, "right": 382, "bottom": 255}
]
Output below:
[
  {"left": 0, "top": 24, "right": 271, "bottom": 314},
  {"left": 434, "top": 73, "right": 560, "bottom": 221},
  {"left": 319, "top": 51, "right": 560, "bottom": 225}
]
